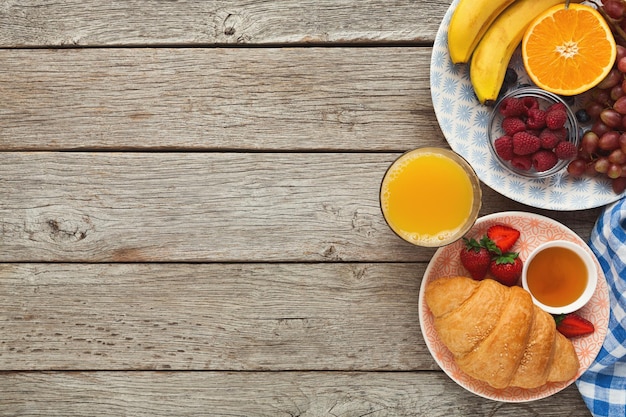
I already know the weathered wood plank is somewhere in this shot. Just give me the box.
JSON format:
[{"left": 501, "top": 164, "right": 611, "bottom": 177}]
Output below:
[
  {"left": 0, "top": 371, "right": 590, "bottom": 416},
  {"left": 0, "top": 47, "right": 436, "bottom": 151},
  {"left": 0, "top": 263, "right": 426, "bottom": 370},
  {"left": 0, "top": 153, "right": 601, "bottom": 263},
  {"left": 0, "top": 0, "right": 449, "bottom": 47}
]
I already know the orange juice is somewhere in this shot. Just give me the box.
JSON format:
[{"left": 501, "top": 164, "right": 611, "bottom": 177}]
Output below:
[
  {"left": 526, "top": 246, "right": 588, "bottom": 307},
  {"left": 380, "top": 148, "right": 481, "bottom": 247}
]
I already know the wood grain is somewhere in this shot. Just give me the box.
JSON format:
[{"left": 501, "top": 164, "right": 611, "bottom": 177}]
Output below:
[
  {"left": 1, "top": 262, "right": 427, "bottom": 370},
  {"left": 0, "top": 47, "right": 435, "bottom": 151},
  {"left": 0, "top": 152, "right": 600, "bottom": 263},
  {"left": 0, "top": 0, "right": 602, "bottom": 414},
  {"left": 0, "top": 371, "right": 590, "bottom": 417},
  {"left": 0, "top": 0, "right": 448, "bottom": 47}
]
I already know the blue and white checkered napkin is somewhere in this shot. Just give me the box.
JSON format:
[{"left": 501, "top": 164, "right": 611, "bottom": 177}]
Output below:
[{"left": 576, "top": 197, "right": 626, "bottom": 417}]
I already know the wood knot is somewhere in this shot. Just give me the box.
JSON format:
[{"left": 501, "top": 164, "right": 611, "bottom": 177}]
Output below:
[
  {"left": 44, "top": 215, "right": 94, "bottom": 243},
  {"left": 223, "top": 13, "right": 241, "bottom": 36}
]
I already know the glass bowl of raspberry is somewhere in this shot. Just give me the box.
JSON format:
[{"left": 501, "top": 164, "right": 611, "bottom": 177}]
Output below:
[{"left": 488, "top": 87, "right": 580, "bottom": 178}]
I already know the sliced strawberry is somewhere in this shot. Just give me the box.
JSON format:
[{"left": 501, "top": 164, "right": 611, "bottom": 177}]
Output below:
[
  {"left": 460, "top": 237, "right": 491, "bottom": 281},
  {"left": 488, "top": 252, "right": 522, "bottom": 286},
  {"left": 554, "top": 313, "right": 595, "bottom": 338},
  {"left": 487, "top": 225, "right": 521, "bottom": 253}
]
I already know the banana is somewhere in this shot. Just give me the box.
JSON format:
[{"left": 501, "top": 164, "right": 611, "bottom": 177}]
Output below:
[
  {"left": 470, "top": 0, "right": 581, "bottom": 105},
  {"left": 448, "top": 0, "right": 516, "bottom": 64}
]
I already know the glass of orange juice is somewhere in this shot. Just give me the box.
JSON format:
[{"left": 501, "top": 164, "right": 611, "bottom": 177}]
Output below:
[{"left": 380, "top": 147, "right": 482, "bottom": 247}]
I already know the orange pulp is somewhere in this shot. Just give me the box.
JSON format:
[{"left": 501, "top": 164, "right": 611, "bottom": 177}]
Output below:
[
  {"left": 380, "top": 149, "right": 476, "bottom": 246},
  {"left": 526, "top": 246, "right": 588, "bottom": 307}
]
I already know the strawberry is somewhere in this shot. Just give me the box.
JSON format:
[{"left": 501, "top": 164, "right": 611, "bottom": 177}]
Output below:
[
  {"left": 487, "top": 225, "right": 520, "bottom": 253},
  {"left": 554, "top": 313, "right": 595, "bottom": 338},
  {"left": 460, "top": 237, "right": 491, "bottom": 280},
  {"left": 489, "top": 252, "right": 522, "bottom": 286}
]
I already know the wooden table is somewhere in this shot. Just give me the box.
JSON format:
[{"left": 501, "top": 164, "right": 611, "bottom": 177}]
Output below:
[{"left": 0, "top": 1, "right": 601, "bottom": 415}]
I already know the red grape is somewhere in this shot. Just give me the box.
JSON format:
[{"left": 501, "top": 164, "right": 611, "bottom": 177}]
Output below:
[
  {"left": 609, "top": 149, "right": 626, "bottom": 164},
  {"left": 582, "top": 131, "right": 600, "bottom": 154},
  {"left": 592, "top": 120, "right": 612, "bottom": 137},
  {"left": 604, "top": 0, "right": 626, "bottom": 19},
  {"left": 611, "top": 84, "right": 625, "bottom": 101},
  {"left": 618, "top": 45, "right": 626, "bottom": 62},
  {"left": 597, "top": 68, "right": 622, "bottom": 89},
  {"left": 586, "top": 101, "right": 605, "bottom": 118},
  {"left": 613, "top": 177, "right": 626, "bottom": 194},
  {"left": 601, "top": 108, "right": 623, "bottom": 128},
  {"left": 608, "top": 163, "right": 623, "bottom": 179},
  {"left": 614, "top": 95, "right": 626, "bottom": 114},
  {"left": 618, "top": 56, "right": 626, "bottom": 73},
  {"left": 592, "top": 89, "right": 612, "bottom": 106},
  {"left": 595, "top": 157, "right": 610, "bottom": 174},
  {"left": 567, "top": 159, "right": 587, "bottom": 176},
  {"left": 586, "top": 162, "right": 599, "bottom": 176},
  {"left": 599, "top": 131, "right": 621, "bottom": 150}
]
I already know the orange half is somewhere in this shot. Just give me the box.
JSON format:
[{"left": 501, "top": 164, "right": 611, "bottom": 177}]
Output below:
[{"left": 522, "top": 3, "right": 616, "bottom": 96}]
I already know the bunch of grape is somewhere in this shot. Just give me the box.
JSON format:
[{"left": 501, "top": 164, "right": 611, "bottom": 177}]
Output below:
[
  {"left": 602, "top": 0, "right": 626, "bottom": 33},
  {"left": 569, "top": 4, "right": 626, "bottom": 194}
]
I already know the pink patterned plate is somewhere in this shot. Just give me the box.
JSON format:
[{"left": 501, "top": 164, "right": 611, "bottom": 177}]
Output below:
[{"left": 418, "top": 211, "right": 610, "bottom": 402}]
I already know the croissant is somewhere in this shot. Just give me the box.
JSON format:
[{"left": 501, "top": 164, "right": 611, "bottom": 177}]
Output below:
[{"left": 424, "top": 276, "right": 579, "bottom": 389}]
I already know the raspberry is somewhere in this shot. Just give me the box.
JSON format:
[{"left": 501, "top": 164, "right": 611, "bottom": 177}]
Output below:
[
  {"left": 501, "top": 117, "right": 526, "bottom": 135},
  {"left": 494, "top": 135, "right": 514, "bottom": 161},
  {"left": 511, "top": 155, "right": 532, "bottom": 171},
  {"left": 554, "top": 140, "right": 578, "bottom": 159},
  {"left": 521, "top": 96, "right": 539, "bottom": 114},
  {"left": 512, "top": 131, "right": 541, "bottom": 155},
  {"left": 526, "top": 108, "right": 546, "bottom": 130},
  {"left": 499, "top": 97, "right": 525, "bottom": 117},
  {"left": 547, "top": 102, "right": 567, "bottom": 113},
  {"left": 539, "top": 130, "right": 561, "bottom": 149},
  {"left": 526, "top": 129, "right": 541, "bottom": 138},
  {"left": 546, "top": 109, "right": 567, "bottom": 129},
  {"left": 551, "top": 127, "right": 568, "bottom": 141},
  {"left": 532, "top": 150, "right": 558, "bottom": 172}
]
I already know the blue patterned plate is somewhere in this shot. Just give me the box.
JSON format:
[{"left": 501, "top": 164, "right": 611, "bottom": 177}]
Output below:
[{"left": 430, "top": 0, "right": 625, "bottom": 210}]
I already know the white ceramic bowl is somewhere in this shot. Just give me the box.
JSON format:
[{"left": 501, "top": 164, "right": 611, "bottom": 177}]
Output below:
[{"left": 521, "top": 240, "right": 597, "bottom": 315}]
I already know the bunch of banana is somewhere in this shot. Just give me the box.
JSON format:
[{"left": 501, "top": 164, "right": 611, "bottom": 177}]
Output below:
[
  {"left": 469, "top": 0, "right": 581, "bottom": 105},
  {"left": 447, "top": 0, "right": 516, "bottom": 64}
]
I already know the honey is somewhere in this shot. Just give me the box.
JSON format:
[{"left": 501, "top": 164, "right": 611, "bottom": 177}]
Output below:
[{"left": 526, "top": 246, "right": 588, "bottom": 307}]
